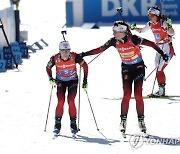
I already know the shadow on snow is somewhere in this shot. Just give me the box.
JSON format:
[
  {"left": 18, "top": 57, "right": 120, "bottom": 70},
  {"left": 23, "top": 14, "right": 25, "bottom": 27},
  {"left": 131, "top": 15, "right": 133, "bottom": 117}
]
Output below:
[{"left": 75, "top": 134, "right": 120, "bottom": 145}]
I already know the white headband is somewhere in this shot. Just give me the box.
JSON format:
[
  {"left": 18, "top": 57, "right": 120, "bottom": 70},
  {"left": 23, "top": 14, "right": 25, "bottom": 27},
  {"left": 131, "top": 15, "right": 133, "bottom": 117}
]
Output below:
[
  {"left": 148, "top": 8, "right": 160, "bottom": 16},
  {"left": 112, "top": 25, "right": 127, "bottom": 32}
]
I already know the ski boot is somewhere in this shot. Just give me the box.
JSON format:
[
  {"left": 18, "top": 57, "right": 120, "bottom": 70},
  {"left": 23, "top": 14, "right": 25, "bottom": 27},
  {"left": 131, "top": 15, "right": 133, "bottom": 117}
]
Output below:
[
  {"left": 138, "top": 116, "right": 147, "bottom": 133},
  {"left": 53, "top": 117, "right": 61, "bottom": 135},
  {"left": 70, "top": 117, "right": 78, "bottom": 135},
  {"left": 152, "top": 84, "right": 165, "bottom": 97},
  {"left": 120, "top": 115, "right": 127, "bottom": 138}
]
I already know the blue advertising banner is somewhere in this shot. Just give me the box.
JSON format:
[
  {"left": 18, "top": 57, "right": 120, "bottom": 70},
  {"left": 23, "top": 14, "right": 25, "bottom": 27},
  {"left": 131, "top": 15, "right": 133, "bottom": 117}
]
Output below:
[{"left": 66, "top": 0, "right": 180, "bottom": 27}]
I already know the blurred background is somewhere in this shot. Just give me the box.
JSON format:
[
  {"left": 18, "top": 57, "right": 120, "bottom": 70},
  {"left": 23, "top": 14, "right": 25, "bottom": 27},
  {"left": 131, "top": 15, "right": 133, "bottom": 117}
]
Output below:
[{"left": 0, "top": 0, "right": 179, "bottom": 72}]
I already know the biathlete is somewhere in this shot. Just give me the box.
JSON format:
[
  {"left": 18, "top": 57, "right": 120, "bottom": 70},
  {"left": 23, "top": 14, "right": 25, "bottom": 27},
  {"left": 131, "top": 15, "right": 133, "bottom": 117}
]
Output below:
[
  {"left": 79, "top": 21, "right": 168, "bottom": 133},
  {"left": 130, "top": 5, "right": 175, "bottom": 96},
  {"left": 46, "top": 41, "right": 88, "bottom": 135}
]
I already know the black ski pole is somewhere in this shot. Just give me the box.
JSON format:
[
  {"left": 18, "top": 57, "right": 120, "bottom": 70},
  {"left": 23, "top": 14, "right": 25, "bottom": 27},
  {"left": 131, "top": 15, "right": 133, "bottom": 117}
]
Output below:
[
  {"left": 144, "top": 57, "right": 164, "bottom": 81},
  {"left": 116, "top": 7, "right": 125, "bottom": 22},
  {"left": 0, "top": 18, "right": 18, "bottom": 69},
  {"left": 85, "top": 90, "right": 107, "bottom": 139},
  {"left": 151, "top": 57, "right": 162, "bottom": 95},
  {"left": 77, "top": 66, "right": 82, "bottom": 131},
  {"left": 85, "top": 91, "right": 99, "bottom": 131},
  {"left": 150, "top": 40, "right": 166, "bottom": 94},
  {"left": 144, "top": 66, "right": 158, "bottom": 81},
  {"left": 116, "top": 7, "right": 132, "bottom": 34},
  {"left": 44, "top": 85, "right": 54, "bottom": 132},
  {"left": 88, "top": 51, "right": 104, "bottom": 65}
]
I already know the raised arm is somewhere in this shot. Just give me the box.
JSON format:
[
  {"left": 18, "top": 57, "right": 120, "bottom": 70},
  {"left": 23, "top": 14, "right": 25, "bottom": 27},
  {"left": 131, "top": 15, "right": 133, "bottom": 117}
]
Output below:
[
  {"left": 80, "top": 37, "right": 116, "bottom": 57},
  {"left": 130, "top": 22, "right": 151, "bottom": 33}
]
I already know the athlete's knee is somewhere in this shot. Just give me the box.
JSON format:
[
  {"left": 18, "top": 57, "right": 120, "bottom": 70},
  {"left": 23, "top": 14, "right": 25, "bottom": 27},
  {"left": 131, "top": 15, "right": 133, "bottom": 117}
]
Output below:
[
  {"left": 122, "top": 94, "right": 131, "bottom": 103},
  {"left": 134, "top": 94, "right": 143, "bottom": 102},
  {"left": 57, "top": 100, "right": 65, "bottom": 108}
]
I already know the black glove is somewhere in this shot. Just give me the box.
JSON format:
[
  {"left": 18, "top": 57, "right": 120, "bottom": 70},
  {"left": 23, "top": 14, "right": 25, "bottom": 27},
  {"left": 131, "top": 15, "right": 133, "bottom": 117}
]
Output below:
[
  {"left": 82, "top": 78, "right": 88, "bottom": 91},
  {"left": 162, "top": 54, "right": 169, "bottom": 62}
]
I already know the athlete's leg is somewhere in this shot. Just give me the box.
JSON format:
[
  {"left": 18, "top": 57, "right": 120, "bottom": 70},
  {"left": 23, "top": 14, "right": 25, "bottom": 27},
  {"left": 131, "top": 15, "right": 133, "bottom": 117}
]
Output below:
[
  {"left": 134, "top": 65, "right": 145, "bottom": 117},
  {"left": 121, "top": 67, "right": 133, "bottom": 116},
  {"left": 56, "top": 83, "right": 66, "bottom": 117},
  {"left": 67, "top": 80, "right": 78, "bottom": 118}
]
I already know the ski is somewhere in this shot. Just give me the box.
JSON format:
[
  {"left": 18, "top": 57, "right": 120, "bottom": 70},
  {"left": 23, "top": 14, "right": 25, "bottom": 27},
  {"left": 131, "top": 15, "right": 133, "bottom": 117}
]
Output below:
[
  {"left": 53, "top": 134, "right": 60, "bottom": 139},
  {"left": 102, "top": 95, "right": 180, "bottom": 100},
  {"left": 123, "top": 132, "right": 149, "bottom": 140},
  {"left": 52, "top": 133, "right": 78, "bottom": 139},
  {"left": 146, "top": 94, "right": 180, "bottom": 99},
  {"left": 121, "top": 132, "right": 149, "bottom": 139},
  {"left": 52, "top": 128, "right": 79, "bottom": 139}
]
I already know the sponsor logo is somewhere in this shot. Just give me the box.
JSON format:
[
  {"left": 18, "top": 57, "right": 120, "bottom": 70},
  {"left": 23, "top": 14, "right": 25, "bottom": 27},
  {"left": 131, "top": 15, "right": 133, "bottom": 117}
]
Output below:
[{"left": 129, "top": 134, "right": 180, "bottom": 149}]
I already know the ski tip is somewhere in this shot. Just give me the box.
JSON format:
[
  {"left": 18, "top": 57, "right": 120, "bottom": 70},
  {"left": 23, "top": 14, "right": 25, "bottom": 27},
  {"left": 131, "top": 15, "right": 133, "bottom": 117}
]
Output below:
[{"left": 53, "top": 134, "right": 60, "bottom": 139}]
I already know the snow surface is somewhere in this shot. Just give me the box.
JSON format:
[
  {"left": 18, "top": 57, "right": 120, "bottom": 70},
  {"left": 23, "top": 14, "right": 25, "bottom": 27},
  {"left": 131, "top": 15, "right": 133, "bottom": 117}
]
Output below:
[{"left": 0, "top": 0, "right": 180, "bottom": 153}]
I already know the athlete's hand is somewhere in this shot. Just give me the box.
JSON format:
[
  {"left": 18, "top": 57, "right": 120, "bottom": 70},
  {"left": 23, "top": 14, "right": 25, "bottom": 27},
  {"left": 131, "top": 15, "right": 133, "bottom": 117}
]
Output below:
[
  {"left": 82, "top": 78, "right": 88, "bottom": 91},
  {"left": 167, "top": 18, "right": 172, "bottom": 28},
  {"left": 162, "top": 54, "right": 169, "bottom": 62},
  {"left": 49, "top": 77, "right": 56, "bottom": 86},
  {"left": 130, "top": 23, "right": 137, "bottom": 30}
]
